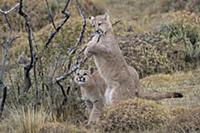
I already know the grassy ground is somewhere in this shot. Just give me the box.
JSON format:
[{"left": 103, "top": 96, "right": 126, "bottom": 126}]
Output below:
[{"left": 141, "top": 67, "right": 200, "bottom": 108}]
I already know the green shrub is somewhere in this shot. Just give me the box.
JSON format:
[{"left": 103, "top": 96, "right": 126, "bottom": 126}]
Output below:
[{"left": 160, "top": 22, "right": 200, "bottom": 61}]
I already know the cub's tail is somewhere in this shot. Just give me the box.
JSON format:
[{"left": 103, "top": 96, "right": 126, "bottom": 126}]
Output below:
[{"left": 136, "top": 90, "right": 183, "bottom": 100}]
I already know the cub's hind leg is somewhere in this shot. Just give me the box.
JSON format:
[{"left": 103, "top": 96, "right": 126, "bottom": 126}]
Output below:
[
  {"left": 87, "top": 100, "right": 104, "bottom": 125},
  {"left": 85, "top": 100, "right": 93, "bottom": 114}
]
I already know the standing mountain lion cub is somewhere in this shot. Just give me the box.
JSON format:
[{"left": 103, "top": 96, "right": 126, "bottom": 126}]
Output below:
[
  {"left": 74, "top": 67, "right": 106, "bottom": 125},
  {"left": 84, "top": 14, "right": 183, "bottom": 105}
]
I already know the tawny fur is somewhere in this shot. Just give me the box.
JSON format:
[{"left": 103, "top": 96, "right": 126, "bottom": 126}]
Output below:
[
  {"left": 85, "top": 14, "right": 139, "bottom": 104},
  {"left": 74, "top": 66, "right": 138, "bottom": 124},
  {"left": 84, "top": 14, "right": 183, "bottom": 104},
  {"left": 74, "top": 68, "right": 106, "bottom": 125}
]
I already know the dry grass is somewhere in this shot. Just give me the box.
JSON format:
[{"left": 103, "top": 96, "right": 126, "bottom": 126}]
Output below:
[
  {"left": 0, "top": 107, "right": 47, "bottom": 133},
  {"left": 95, "top": 98, "right": 170, "bottom": 133},
  {"left": 167, "top": 107, "right": 200, "bottom": 133},
  {"left": 94, "top": 98, "right": 191, "bottom": 133},
  {"left": 0, "top": 106, "right": 90, "bottom": 133},
  {"left": 39, "top": 122, "right": 90, "bottom": 133},
  {"left": 140, "top": 67, "right": 200, "bottom": 108}
]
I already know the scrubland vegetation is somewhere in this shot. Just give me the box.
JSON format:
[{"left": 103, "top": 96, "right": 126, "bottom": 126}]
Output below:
[{"left": 0, "top": 0, "right": 200, "bottom": 133}]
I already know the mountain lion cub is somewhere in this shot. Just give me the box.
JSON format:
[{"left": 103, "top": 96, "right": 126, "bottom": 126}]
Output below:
[
  {"left": 74, "top": 66, "right": 138, "bottom": 125},
  {"left": 74, "top": 67, "right": 106, "bottom": 125},
  {"left": 84, "top": 14, "right": 183, "bottom": 104}
]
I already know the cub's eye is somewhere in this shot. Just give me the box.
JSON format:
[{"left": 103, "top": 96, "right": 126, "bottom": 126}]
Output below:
[
  {"left": 77, "top": 73, "right": 80, "bottom": 76},
  {"left": 83, "top": 73, "right": 87, "bottom": 76}
]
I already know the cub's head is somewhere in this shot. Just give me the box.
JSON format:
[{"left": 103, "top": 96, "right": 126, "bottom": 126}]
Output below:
[
  {"left": 89, "top": 13, "right": 112, "bottom": 33},
  {"left": 74, "top": 67, "right": 95, "bottom": 87}
]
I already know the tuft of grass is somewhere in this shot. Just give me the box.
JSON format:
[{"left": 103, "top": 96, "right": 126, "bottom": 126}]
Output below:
[
  {"left": 0, "top": 107, "right": 47, "bottom": 133},
  {"left": 167, "top": 107, "right": 200, "bottom": 133},
  {"left": 0, "top": 106, "right": 90, "bottom": 133}
]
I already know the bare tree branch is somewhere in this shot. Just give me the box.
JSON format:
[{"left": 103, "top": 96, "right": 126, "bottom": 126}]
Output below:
[
  {"left": 44, "top": 0, "right": 56, "bottom": 30},
  {"left": 68, "top": 0, "right": 86, "bottom": 55},
  {"left": 0, "top": 37, "right": 18, "bottom": 84},
  {"left": 56, "top": 81, "right": 67, "bottom": 98},
  {"left": 4, "top": 15, "right": 12, "bottom": 32},
  {"left": 75, "top": 0, "right": 86, "bottom": 47},
  {"left": 55, "top": 57, "right": 88, "bottom": 83},
  {"left": 0, "top": 3, "right": 19, "bottom": 118},
  {"left": 0, "top": 41, "right": 9, "bottom": 81},
  {"left": 0, "top": 3, "right": 19, "bottom": 15},
  {"left": 62, "top": 0, "right": 71, "bottom": 14},
  {"left": 112, "top": 19, "right": 121, "bottom": 27},
  {"left": 18, "top": 0, "right": 35, "bottom": 93},
  {"left": 44, "top": 0, "right": 71, "bottom": 48},
  {"left": 33, "top": 0, "right": 71, "bottom": 76},
  {"left": 0, "top": 84, "right": 7, "bottom": 118},
  {"left": 33, "top": 60, "right": 39, "bottom": 105},
  {"left": 55, "top": 0, "right": 87, "bottom": 83},
  {"left": 0, "top": 42, "right": 8, "bottom": 118}
]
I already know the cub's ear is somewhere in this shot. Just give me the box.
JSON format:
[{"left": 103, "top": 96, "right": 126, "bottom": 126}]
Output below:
[
  {"left": 104, "top": 12, "right": 110, "bottom": 20},
  {"left": 89, "top": 66, "right": 95, "bottom": 74}
]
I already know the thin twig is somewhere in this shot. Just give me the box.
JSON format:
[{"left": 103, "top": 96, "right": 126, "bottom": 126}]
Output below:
[
  {"left": 44, "top": 0, "right": 56, "bottom": 30},
  {"left": 68, "top": 0, "right": 86, "bottom": 55},
  {"left": 0, "top": 85, "right": 7, "bottom": 118},
  {"left": 0, "top": 3, "right": 19, "bottom": 15},
  {"left": 55, "top": 57, "right": 88, "bottom": 83},
  {"left": 55, "top": 0, "right": 87, "bottom": 83},
  {"left": 62, "top": 0, "right": 71, "bottom": 14},
  {"left": 0, "top": 40, "right": 8, "bottom": 81},
  {"left": 18, "top": 0, "right": 34, "bottom": 93},
  {"left": 75, "top": 0, "right": 86, "bottom": 46},
  {"left": 4, "top": 14, "right": 12, "bottom": 32},
  {"left": 0, "top": 3, "right": 19, "bottom": 118},
  {"left": 33, "top": 0, "right": 71, "bottom": 74},
  {"left": 44, "top": 0, "right": 71, "bottom": 48},
  {"left": 33, "top": 60, "right": 39, "bottom": 105},
  {"left": 56, "top": 81, "right": 67, "bottom": 98},
  {"left": 112, "top": 19, "right": 121, "bottom": 26}
]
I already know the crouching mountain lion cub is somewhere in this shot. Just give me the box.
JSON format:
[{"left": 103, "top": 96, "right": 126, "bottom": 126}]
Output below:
[{"left": 84, "top": 14, "right": 183, "bottom": 105}]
